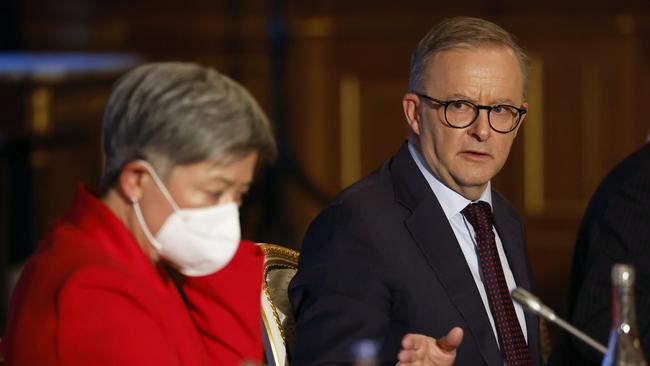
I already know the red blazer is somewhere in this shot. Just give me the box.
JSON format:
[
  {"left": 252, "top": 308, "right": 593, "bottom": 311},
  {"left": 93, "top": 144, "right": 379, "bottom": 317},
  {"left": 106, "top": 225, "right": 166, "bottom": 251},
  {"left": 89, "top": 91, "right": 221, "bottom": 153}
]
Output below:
[{"left": 2, "top": 185, "right": 264, "bottom": 365}]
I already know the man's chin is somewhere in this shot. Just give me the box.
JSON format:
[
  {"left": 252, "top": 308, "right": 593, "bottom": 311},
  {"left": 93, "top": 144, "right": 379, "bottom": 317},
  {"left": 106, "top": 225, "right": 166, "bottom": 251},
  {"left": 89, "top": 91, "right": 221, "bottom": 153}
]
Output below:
[
  {"left": 453, "top": 176, "right": 491, "bottom": 194},
  {"left": 453, "top": 165, "right": 500, "bottom": 186}
]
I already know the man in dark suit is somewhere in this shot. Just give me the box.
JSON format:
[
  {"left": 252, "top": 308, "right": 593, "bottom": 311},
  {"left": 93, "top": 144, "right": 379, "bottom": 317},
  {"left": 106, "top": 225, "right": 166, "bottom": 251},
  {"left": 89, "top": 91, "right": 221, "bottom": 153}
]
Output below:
[
  {"left": 550, "top": 142, "right": 650, "bottom": 365},
  {"left": 289, "top": 17, "right": 540, "bottom": 365}
]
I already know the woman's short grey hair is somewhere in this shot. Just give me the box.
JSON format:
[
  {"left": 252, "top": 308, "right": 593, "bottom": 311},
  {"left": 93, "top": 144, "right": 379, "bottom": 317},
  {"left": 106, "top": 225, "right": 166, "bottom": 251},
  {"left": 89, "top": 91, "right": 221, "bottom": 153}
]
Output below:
[
  {"left": 408, "top": 17, "right": 529, "bottom": 97},
  {"left": 100, "top": 62, "right": 277, "bottom": 194}
]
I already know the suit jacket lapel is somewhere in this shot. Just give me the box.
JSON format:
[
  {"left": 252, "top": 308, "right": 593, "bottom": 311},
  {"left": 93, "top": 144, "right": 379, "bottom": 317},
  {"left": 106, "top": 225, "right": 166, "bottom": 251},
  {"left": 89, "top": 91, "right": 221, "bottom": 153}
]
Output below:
[
  {"left": 492, "top": 197, "right": 530, "bottom": 292},
  {"left": 492, "top": 194, "right": 540, "bottom": 364},
  {"left": 390, "top": 143, "right": 502, "bottom": 366}
]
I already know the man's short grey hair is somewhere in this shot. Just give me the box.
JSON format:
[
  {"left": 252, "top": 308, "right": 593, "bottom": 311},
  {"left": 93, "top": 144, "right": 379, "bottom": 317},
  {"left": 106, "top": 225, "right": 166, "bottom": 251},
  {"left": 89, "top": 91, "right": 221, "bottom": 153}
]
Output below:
[
  {"left": 100, "top": 62, "right": 277, "bottom": 194},
  {"left": 408, "top": 17, "right": 529, "bottom": 97}
]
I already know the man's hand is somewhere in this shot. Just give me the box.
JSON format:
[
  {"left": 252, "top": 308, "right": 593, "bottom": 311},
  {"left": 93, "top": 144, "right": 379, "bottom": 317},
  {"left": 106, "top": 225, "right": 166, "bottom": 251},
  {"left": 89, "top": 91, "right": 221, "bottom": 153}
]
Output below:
[{"left": 397, "top": 327, "right": 463, "bottom": 366}]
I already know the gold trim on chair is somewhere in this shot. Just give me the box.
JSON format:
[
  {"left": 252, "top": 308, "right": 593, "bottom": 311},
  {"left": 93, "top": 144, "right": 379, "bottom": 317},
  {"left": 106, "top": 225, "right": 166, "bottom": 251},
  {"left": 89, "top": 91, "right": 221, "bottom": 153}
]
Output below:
[
  {"left": 259, "top": 243, "right": 300, "bottom": 366},
  {"left": 261, "top": 293, "right": 281, "bottom": 366},
  {"left": 263, "top": 282, "right": 288, "bottom": 349}
]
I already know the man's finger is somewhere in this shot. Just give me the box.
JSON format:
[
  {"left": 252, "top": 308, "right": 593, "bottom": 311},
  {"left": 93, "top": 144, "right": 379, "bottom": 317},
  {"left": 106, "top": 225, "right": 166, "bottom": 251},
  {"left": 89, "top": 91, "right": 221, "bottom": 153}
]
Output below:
[
  {"left": 401, "top": 333, "right": 424, "bottom": 350},
  {"left": 398, "top": 349, "right": 416, "bottom": 363},
  {"left": 436, "top": 327, "right": 464, "bottom": 353}
]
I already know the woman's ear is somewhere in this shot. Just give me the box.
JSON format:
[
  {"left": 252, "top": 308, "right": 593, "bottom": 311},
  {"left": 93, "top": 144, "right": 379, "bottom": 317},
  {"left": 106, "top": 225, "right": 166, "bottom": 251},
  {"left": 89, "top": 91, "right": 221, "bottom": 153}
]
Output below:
[
  {"left": 403, "top": 93, "right": 421, "bottom": 136},
  {"left": 118, "top": 161, "right": 150, "bottom": 203}
]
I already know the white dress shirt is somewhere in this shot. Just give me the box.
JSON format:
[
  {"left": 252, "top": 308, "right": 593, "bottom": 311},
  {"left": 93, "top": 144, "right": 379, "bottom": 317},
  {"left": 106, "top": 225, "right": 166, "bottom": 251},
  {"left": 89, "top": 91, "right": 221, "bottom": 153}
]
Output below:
[{"left": 407, "top": 142, "right": 528, "bottom": 346}]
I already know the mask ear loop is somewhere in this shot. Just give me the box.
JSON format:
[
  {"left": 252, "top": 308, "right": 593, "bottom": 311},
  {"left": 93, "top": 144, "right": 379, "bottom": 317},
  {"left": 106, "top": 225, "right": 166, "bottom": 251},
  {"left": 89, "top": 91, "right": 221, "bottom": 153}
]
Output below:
[
  {"left": 134, "top": 160, "right": 181, "bottom": 212},
  {"left": 130, "top": 196, "right": 163, "bottom": 251}
]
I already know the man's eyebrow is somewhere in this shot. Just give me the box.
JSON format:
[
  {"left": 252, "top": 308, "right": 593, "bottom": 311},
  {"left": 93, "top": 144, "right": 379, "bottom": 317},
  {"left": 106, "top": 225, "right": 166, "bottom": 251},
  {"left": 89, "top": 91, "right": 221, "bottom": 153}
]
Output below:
[
  {"left": 448, "top": 93, "right": 518, "bottom": 105},
  {"left": 493, "top": 98, "right": 517, "bottom": 105},
  {"left": 448, "top": 93, "right": 473, "bottom": 100}
]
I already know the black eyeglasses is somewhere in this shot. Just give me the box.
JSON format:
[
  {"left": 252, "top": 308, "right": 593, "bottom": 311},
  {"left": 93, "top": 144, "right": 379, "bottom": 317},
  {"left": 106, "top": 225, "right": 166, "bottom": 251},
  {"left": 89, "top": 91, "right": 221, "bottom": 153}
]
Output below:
[{"left": 415, "top": 93, "right": 526, "bottom": 134}]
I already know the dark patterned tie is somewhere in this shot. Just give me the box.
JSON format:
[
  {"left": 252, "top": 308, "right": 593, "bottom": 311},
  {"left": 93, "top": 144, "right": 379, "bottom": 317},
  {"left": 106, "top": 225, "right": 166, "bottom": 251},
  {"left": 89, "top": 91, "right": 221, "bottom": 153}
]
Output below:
[{"left": 462, "top": 201, "right": 533, "bottom": 366}]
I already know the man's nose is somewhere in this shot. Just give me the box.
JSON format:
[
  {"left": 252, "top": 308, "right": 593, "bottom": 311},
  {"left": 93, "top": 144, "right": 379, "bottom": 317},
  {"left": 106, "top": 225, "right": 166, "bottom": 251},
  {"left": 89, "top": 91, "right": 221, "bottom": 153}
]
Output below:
[{"left": 467, "top": 109, "right": 491, "bottom": 141}]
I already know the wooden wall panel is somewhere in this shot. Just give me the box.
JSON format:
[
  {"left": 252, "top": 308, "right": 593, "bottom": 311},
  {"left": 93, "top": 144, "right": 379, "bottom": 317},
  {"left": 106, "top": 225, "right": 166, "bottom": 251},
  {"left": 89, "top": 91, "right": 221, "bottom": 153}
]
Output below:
[{"left": 3, "top": 0, "right": 650, "bottom": 337}]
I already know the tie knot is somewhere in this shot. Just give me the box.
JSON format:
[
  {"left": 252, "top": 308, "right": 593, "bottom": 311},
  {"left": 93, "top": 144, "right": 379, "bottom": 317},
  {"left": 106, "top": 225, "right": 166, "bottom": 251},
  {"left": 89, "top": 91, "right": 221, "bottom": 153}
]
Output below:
[{"left": 461, "top": 201, "right": 493, "bottom": 233}]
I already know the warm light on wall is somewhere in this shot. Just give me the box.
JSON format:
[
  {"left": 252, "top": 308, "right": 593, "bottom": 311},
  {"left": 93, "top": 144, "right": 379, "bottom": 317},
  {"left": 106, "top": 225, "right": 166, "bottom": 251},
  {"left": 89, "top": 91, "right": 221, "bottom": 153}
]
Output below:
[
  {"left": 339, "top": 74, "right": 362, "bottom": 189},
  {"left": 581, "top": 62, "right": 601, "bottom": 193},
  {"left": 524, "top": 55, "right": 545, "bottom": 215},
  {"left": 31, "top": 87, "right": 52, "bottom": 136}
]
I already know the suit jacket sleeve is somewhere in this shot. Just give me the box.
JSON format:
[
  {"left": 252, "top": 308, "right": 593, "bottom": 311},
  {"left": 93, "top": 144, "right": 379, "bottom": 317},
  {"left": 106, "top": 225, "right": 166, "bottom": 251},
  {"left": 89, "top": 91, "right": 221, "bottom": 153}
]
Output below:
[{"left": 569, "top": 164, "right": 650, "bottom": 364}]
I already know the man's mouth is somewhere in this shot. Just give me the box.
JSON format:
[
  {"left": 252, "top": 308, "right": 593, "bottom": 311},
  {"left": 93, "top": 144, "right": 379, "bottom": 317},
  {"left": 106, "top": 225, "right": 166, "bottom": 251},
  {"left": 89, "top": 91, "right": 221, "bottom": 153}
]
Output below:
[{"left": 460, "top": 150, "right": 491, "bottom": 160}]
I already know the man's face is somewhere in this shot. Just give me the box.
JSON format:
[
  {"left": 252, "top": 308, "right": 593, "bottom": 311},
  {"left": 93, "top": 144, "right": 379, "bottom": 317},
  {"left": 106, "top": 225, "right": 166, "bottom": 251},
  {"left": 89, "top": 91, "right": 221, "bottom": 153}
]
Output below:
[{"left": 403, "top": 46, "right": 526, "bottom": 200}]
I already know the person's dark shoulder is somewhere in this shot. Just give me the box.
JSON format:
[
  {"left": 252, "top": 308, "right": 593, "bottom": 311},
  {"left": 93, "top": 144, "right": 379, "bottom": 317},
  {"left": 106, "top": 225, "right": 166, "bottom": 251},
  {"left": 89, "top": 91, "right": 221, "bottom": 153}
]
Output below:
[
  {"left": 294, "top": 157, "right": 410, "bottom": 296},
  {"left": 605, "top": 142, "right": 650, "bottom": 185},
  {"left": 299, "top": 157, "right": 406, "bottom": 257},
  {"left": 599, "top": 143, "right": 649, "bottom": 197},
  {"left": 337, "top": 161, "right": 393, "bottom": 207},
  {"left": 319, "top": 158, "right": 408, "bottom": 232},
  {"left": 584, "top": 142, "right": 650, "bottom": 221}
]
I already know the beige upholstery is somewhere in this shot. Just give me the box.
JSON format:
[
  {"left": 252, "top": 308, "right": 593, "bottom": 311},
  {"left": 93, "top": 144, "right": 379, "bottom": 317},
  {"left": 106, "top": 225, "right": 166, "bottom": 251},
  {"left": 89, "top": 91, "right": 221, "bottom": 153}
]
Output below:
[{"left": 259, "top": 243, "right": 299, "bottom": 366}]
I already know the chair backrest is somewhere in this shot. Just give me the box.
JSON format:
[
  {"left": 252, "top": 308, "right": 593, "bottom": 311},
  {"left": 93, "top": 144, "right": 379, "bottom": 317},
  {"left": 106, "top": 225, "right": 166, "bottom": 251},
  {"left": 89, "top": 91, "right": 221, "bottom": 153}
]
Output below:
[{"left": 259, "top": 243, "right": 299, "bottom": 366}]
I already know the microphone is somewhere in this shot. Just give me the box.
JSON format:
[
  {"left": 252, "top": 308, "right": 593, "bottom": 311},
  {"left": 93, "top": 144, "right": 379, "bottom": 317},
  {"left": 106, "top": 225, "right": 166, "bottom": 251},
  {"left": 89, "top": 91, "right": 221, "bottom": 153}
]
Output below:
[{"left": 511, "top": 287, "right": 607, "bottom": 355}]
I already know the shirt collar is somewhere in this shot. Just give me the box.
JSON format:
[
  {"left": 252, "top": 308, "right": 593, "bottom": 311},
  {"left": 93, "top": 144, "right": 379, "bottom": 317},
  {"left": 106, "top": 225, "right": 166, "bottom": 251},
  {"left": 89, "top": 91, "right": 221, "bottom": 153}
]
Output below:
[{"left": 407, "top": 141, "right": 492, "bottom": 220}]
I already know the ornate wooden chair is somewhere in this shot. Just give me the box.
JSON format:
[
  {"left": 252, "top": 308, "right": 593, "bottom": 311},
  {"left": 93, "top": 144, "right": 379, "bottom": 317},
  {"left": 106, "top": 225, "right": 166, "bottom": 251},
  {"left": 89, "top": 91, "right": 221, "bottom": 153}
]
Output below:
[{"left": 259, "top": 243, "right": 299, "bottom": 366}]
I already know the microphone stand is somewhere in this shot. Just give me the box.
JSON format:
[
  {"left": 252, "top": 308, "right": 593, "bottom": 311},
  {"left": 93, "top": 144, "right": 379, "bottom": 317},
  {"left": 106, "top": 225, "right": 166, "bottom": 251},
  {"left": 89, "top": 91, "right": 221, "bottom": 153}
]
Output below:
[{"left": 511, "top": 287, "right": 607, "bottom": 355}]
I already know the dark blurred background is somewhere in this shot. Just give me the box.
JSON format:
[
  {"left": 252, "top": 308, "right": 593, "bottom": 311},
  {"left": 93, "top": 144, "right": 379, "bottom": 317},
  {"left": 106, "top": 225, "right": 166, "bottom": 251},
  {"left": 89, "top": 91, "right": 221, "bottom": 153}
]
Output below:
[{"left": 1, "top": 0, "right": 649, "bottom": 341}]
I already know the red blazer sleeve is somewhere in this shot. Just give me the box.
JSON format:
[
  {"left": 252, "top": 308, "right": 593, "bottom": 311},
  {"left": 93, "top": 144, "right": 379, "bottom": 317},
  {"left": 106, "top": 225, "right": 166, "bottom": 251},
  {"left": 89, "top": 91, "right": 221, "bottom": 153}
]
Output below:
[
  {"left": 182, "top": 240, "right": 265, "bottom": 365},
  {"left": 4, "top": 186, "right": 265, "bottom": 366},
  {"left": 50, "top": 241, "right": 263, "bottom": 366},
  {"left": 56, "top": 267, "right": 186, "bottom": 366}
]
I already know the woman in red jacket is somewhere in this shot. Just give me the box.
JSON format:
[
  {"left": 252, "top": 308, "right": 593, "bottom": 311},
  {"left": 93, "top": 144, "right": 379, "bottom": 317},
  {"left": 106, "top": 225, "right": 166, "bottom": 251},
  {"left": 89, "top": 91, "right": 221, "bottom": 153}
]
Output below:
[{"left": 2, "top": 62, "right": 277, "bottom": 365}]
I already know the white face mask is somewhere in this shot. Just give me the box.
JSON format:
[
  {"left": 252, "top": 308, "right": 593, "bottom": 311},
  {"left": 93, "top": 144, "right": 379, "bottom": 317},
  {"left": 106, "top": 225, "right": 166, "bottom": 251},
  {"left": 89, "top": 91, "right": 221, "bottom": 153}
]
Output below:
[{"left": 131, "top": 161, "right": 241, "bottom": 277}]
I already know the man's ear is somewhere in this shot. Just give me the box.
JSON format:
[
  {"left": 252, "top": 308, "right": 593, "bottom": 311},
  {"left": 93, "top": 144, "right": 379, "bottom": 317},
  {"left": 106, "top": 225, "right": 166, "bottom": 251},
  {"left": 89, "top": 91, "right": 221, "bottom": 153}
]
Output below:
[
  {"left": 118, "top": 161, "right": 150, "bottom": 203},
  {"left": 403, "top": 93, "right": 421, "bottom": 136},
  {"left": 512, "top": 101, "right": 528, "bottom": 138}
]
